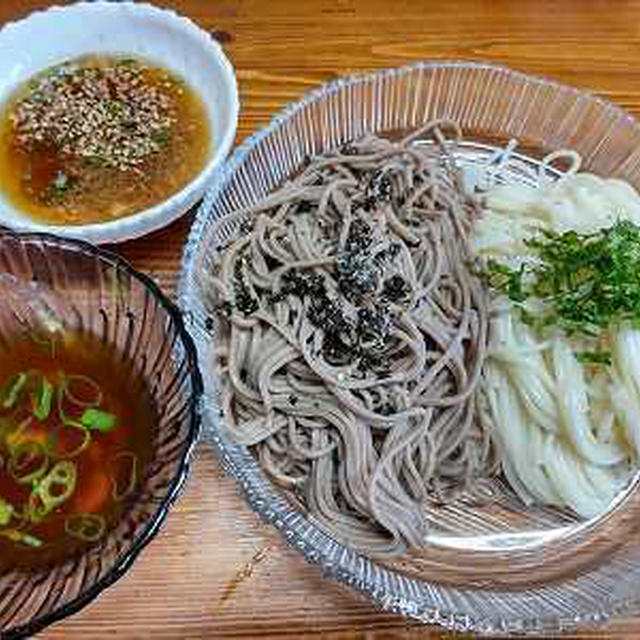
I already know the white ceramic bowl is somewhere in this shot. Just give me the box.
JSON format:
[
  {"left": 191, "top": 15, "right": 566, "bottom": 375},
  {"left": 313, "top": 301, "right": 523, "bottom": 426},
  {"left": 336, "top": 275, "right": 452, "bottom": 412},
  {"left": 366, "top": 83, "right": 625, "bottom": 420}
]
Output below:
[{"left": 0, "top": 1, "right": 238, "bottom": 244}]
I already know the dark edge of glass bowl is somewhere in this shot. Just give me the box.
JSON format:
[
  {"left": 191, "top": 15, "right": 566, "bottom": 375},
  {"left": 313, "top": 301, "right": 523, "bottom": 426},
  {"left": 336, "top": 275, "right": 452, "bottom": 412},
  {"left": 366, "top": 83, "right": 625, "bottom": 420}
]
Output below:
[
  {"left": 0, "top": 228, "right": 203, "bottom": 640},
  {"left": 178, "top": 60, "right": 640, "bottom": 636}
]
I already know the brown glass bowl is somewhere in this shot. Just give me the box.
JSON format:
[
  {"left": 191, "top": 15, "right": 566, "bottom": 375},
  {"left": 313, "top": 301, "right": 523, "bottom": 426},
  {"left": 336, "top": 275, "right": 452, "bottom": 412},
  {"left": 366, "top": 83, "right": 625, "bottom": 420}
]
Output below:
[{"left": 0, "top": 230, "right": 201, "bottom": 638}]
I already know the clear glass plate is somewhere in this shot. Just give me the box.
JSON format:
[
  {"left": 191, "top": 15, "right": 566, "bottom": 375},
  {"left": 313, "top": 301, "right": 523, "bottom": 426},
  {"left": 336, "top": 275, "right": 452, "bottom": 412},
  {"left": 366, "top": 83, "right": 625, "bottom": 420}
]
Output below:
[{"left": 179, "top": 62, "right": 640, "bottom": 635}]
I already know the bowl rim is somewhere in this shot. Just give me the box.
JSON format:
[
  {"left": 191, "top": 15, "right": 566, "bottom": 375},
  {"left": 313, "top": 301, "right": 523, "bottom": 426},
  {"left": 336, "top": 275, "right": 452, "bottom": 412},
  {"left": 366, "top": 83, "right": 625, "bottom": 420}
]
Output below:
[
  {"left": 0, "top": 227, "right": 203, "bottom": 639},
  {"left": 0, "top": 0, "right": 239, "bottom": 245},
  {"left": 178, "top": 60, "right": 640, "bottom": 636}
]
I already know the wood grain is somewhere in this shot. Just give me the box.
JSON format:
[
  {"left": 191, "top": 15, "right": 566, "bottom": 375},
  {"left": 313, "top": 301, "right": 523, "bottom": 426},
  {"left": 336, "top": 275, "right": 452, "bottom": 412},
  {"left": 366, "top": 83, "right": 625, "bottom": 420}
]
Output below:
[{"left": 0, "top": 0, "right": 639, "bottom": 637}]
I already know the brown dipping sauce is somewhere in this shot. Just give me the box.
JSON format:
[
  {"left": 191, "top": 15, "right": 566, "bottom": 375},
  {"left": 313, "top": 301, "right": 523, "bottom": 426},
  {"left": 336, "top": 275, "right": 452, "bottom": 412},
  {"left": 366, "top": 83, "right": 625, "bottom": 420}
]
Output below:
[
  {"left": 0, "top": 331, "right": 156, "bottom": 570},
  {"left": 0, "top": 55, "right": 210, "bottom": 225}
]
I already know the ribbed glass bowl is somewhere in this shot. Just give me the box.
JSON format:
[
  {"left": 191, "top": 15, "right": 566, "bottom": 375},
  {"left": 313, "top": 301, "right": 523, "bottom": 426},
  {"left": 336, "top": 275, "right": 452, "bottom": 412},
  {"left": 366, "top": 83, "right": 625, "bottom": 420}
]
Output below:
[
  {"left": 179, "top": 62, "right": 640, "bottom": 635},
  {"left": 0, "top": 231, "right": 201, "bottom": 638}
]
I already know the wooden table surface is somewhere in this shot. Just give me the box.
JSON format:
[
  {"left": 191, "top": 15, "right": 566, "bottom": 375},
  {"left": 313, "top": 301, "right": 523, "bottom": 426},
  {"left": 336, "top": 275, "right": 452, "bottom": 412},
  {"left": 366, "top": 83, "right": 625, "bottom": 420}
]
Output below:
[{"left": 2, "top": 0, "right": 640, "bottom": 637}]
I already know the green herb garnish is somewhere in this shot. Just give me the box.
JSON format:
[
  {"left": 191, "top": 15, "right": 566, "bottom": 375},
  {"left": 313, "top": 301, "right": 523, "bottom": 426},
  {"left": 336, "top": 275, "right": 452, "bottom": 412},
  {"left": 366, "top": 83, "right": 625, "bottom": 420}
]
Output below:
[
  {"left": 0, "top": 362, "right": 123, "bottom": 551},
  {"left": 31, "top": 376, "right": 53, "bottom": 421},
  {"left": 485, "top": 220, "right": 640, "bottom": 338},
  {"left": 80, "top": 408, "right": 116, "bottom": 433},
  {"left": 1, "top": 373, "right": 28, "bottom": 409},
  {"left": 576, "top": 350, "right": 612, "bottom": 366},
  {"left": 485, "top": 259, "right": 527, "bottom": 303},
  {"left": 28, "top": 460, "right": 76, "bottom": 523}
]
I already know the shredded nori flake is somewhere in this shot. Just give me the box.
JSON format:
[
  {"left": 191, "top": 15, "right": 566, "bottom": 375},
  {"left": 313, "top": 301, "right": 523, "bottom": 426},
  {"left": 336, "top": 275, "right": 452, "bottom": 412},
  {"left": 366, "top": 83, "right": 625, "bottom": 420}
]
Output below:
[
  {"left": 340, "top": 144, "right": 358, "bottom": 156},
  {"left": 382, "top": 275, "right": 410, "bottom": 303},
  {"left": 368, "top": 169, "right": 393, "bottom": 204},
  {"left": 233, "top": 259, "right": 259, "bottom": 316},
  {"left": 295, "top": 200, "right": 313, "bottom": 214},
  {"left": 239, "top": 219, "right": 255, "bottom": 235}
]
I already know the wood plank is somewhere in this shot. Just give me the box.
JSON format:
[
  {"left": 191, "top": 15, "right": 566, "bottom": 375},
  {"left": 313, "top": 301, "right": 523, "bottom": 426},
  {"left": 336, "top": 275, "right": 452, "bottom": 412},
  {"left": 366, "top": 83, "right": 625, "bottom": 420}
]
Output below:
[{"left": 0, "top": 0, "right": 638, "bottom": 637}]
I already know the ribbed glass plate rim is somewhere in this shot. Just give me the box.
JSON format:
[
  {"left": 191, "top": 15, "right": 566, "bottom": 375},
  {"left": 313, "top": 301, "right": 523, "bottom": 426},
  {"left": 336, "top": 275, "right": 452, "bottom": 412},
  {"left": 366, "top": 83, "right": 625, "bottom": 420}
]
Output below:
[
  {"left": 178, "top": 61, "right": 640, "bottom": 635},
  {"left": 1, "top": 228, "right": 203, "bottom": 640}
]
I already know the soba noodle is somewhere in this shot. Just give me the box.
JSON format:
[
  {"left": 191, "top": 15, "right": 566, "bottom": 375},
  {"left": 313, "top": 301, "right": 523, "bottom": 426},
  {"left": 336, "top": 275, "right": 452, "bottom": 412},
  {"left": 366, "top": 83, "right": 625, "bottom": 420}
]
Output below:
[{"left": 208, "top": 121, "right": 497, "bottom": 555}]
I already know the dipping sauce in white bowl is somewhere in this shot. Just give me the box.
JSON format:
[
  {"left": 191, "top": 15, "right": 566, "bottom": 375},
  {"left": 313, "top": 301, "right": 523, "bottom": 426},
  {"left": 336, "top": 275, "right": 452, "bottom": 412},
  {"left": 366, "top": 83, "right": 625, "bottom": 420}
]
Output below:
[
  {"left": 0, "top": 1, "right": 238, "bottom": 243},
  {"left": 0, "top": 54, "right": 210, "bottom": 226}
]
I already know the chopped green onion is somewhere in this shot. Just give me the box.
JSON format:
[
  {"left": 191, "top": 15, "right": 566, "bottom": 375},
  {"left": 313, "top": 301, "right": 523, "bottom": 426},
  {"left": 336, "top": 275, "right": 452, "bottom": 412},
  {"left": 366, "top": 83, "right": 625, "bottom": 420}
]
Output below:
[
  {"left": 80, "top": 408, "right": 116, "bottom": 433},
  {"left": 65, "top": 513, "right": 106, "bottom": 542},
  {"left": 7, "top": 442, "right": 49, "bottom": 485},
  {"left": 0, "top": 529, "right": 43, "bottom": 548},
  {"left": 110, "top": 451, "right": 139, "bottom": 501},
  {"left": 2, "top": 373, "right": 28, "bottom": 409},
  {"left": 27, "top": 493, "right": 47, "bottom": 523},
  {"left": 28, "top": 460, "right": 76, "bottom": 523},
  {"left": 50, "top": 421, "right": 91, "bottom": 459},
  {"left": 0, "top": 362, "right": 122, "bottom": 544},
  {"left": 62, "top": 374, "right": 103, "bottom": 408},
  {"left": 31, "top": 375, "right": 53, "bottom": 420}
]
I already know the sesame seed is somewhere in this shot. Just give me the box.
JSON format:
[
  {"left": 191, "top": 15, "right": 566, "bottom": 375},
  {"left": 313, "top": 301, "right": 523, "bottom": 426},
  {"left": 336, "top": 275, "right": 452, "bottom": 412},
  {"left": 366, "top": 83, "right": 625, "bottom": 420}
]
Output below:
[{"left": 11, "top": 59, "right": 177, "bottom": 172}]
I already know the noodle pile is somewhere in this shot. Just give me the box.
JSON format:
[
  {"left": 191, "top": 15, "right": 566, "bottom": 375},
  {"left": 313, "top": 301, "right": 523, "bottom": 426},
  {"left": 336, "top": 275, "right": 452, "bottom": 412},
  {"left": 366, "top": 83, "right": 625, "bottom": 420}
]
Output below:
[
  {"left": 475, "top": 154, "right": 640, "bottom": 518},
  {"left": 209, "top": 122, "right": 497, "bottom": 555}
]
